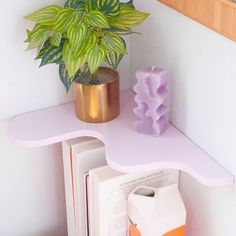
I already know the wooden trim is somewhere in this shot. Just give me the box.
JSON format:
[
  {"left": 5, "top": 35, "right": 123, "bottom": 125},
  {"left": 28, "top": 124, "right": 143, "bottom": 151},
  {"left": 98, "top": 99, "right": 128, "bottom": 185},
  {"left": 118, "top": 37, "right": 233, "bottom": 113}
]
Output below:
[
  {"left": 218, "top": 0, "right": 236, "bottom": 9},
  {"left": 159, "top": 0, "right": 236, "bottom": 42}
]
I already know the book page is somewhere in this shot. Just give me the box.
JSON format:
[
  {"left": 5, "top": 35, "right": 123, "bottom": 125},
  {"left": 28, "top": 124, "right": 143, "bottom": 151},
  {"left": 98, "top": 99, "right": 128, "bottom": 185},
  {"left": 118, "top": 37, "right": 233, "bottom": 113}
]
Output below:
[{"left": 84, "top": 174, "right": 90, "bottom": 236}]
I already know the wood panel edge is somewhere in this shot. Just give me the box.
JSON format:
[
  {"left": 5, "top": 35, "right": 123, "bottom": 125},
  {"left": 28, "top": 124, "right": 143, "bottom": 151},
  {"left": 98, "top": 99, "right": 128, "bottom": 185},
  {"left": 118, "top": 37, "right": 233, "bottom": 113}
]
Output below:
[{"left": 159, "top": 0, "right": 236, "bottom": 42}]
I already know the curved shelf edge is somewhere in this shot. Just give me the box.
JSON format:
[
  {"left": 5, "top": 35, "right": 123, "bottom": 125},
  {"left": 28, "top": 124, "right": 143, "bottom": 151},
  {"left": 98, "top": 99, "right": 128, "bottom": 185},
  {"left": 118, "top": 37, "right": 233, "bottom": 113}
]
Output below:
[
  {"left": 106, "top": 158, "right": 234, "bottom": 187},
  {"left": 7, "top": 90, "right": 234, "bottom": 187}
]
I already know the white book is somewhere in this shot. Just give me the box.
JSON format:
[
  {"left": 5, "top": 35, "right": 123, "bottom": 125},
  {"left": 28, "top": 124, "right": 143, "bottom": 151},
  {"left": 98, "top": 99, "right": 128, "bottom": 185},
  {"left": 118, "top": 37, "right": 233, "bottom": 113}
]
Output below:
[
  {"left": 89, "top": 166, "right": 179, "bottom": 236},
  {"left": 62, "top": 137, "right": 106, "bottom": 236},
  {"left": 89, "top": 166, "right": 122, "bottom": 236}
]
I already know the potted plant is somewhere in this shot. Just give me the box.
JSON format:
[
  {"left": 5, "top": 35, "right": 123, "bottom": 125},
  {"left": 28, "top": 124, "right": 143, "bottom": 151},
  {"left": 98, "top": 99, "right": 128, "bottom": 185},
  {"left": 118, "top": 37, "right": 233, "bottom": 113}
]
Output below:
[{"left": 24, "top": 0, "right": 149, "bottom": 123}]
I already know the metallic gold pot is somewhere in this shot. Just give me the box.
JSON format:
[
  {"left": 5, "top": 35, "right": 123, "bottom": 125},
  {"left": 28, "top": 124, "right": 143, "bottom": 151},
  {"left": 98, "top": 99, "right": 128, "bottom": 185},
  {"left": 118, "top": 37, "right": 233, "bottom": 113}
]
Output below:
[{"left": 72, "top": 67, "right": 120, "bottom": 123}]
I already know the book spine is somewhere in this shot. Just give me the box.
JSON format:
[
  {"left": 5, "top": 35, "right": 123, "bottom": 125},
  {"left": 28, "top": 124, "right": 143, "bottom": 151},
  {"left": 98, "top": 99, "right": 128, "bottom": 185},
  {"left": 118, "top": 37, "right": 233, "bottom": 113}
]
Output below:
[{"left": 62, "top": 142, "right": 76, "bottom": 236}]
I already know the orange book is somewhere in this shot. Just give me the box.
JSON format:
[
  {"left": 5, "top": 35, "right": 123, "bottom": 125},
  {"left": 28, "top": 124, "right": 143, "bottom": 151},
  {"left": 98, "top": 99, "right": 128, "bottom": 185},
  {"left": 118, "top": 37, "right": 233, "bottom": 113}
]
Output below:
[{"left": 163, "top": 226, "right": 185, "bottom": 236}]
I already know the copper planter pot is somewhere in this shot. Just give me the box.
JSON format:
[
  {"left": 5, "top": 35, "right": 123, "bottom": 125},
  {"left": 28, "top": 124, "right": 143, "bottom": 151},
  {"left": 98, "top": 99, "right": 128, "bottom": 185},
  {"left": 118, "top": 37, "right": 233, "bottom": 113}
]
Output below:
[{"left": 72, "top": 67, "right": 120, "bottom": 123}]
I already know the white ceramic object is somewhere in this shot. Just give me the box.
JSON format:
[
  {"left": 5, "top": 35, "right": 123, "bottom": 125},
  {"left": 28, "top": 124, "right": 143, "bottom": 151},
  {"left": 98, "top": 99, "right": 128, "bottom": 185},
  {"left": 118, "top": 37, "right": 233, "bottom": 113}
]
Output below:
[{"left": 128, "top": 184, "right": 186, "bottom": 236}]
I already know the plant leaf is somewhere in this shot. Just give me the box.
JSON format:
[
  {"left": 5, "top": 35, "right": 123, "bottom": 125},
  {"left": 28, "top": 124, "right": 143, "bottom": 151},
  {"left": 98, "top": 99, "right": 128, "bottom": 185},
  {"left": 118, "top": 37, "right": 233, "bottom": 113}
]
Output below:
[
  {"left": 83, "top": 30, "right": 97, "bottom": 52},
  {"left": 121, "top": 0, "right": 135, "bottom": 9},
  {"left": 109, "top": 5, "right": 149, "bottom": 29},
  {"left": 103, "top": 26, "right": 138, "bottom": 35},
  {"left": 53, "top": 8, "right": 80, "bottom": 32},
  {"left": 50, "top": 32, "right": 62, "bottom": 46},
  {"left": 24, "top": 29, "right": 32, "bottom": 42},
  {"left": 97, "top": 0, "right": 120, "bottom": 17},
  {"left": 72, "top": 29, "right": 97, "bottom": 58},
  {"left": 74, "top": 65, "right": 89, "bottom": 82},
  {"left": 35, "top": 39, "right": 51, "bottom": 59},
  {"left": 59, "top": 64, "right": 87, "bottom": 92},
  {"left": 74, "top": 40, "right": 88, "bottom": 58},
  {"left": 24, "top": 5, "right": 62, "bottom": 25},
  {"left": 68, "top": 22, "right": 88, "bottom": 49},
  {"left": 102, "top": 33, "right": 126, "bottom": 54},
  {"left": 40, "top": 41, "right": 64, "bottom": 66},
  {"left": 105, "top": 50, "right": 124, "bottom": 70},
  {"left": 86, "top": 0, "right": 97, "bottom": 12},
  {"left": 64, "top": 0, "right": 86, "bottom": 10},
  {"left": 85, "top": 10, "right": 109, "bottom": 28},
  {"left": 87, "top": 44, "right": 106, "bottom": 74},
  {"left": 86, "top": 31, "right": 97, "bottom": 47},
  {"left": 63, "top": 40, "right": 87, "bottom": 78},
  {"left": 59, "top": 64, "right": 72, "bottom": 92},
  {"left": 27, "top": 25, "right": 49, "bottom": 50}
]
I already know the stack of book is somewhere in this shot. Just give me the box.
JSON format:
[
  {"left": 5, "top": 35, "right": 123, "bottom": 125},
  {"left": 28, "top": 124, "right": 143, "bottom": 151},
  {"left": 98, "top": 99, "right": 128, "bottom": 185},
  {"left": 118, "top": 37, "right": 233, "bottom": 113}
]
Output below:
[{"left": 62, "top": 137, "right": 179, "bottom": 236}]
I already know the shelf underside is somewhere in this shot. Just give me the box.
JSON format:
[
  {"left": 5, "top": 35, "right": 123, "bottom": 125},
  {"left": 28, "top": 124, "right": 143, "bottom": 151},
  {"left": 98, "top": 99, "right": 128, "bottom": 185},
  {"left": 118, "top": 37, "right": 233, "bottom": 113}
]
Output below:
[{"left": 8, "top": 90, "right": 234, "bottom": 186}]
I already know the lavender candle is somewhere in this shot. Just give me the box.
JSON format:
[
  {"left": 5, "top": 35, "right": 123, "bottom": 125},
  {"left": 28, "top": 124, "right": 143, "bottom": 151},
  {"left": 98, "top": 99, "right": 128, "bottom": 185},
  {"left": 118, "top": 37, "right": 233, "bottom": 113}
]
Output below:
[{"left": 133, "top": 66, "right": 171, "bottom": 136}]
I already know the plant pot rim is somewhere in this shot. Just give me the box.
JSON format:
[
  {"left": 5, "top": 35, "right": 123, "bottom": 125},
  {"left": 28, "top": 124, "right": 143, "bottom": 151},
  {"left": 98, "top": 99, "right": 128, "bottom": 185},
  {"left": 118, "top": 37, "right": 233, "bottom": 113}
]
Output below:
[{"left": 73, "top": 67, "right": 119, "bottom": 86}]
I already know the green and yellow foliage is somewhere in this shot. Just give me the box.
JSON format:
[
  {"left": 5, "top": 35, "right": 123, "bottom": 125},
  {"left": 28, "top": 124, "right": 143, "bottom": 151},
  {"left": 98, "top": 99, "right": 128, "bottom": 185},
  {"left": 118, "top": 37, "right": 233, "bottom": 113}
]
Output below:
[{"left": 24, "top": 0, "right": 149, "bottom": 91}]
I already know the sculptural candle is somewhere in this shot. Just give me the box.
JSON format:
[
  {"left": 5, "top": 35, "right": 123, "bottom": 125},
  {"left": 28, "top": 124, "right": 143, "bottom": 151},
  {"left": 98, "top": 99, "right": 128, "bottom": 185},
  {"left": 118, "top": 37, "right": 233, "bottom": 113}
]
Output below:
[{"left": 133, "top": 66, "right": 171, "bottom": 136}]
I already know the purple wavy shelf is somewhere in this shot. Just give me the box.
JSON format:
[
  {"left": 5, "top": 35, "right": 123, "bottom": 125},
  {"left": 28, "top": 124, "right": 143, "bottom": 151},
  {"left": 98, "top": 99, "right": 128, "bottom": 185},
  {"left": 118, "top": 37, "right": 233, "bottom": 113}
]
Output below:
[{"left": 7, "top": 90, "right": 234, "bottom": 186}]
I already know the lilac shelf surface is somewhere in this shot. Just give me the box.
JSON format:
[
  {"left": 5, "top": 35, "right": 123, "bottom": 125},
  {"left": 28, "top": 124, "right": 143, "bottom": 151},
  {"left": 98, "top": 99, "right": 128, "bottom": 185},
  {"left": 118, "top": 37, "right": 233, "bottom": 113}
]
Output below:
[{"left": 8, "top": 90, "right": 234, "bottom": 186}]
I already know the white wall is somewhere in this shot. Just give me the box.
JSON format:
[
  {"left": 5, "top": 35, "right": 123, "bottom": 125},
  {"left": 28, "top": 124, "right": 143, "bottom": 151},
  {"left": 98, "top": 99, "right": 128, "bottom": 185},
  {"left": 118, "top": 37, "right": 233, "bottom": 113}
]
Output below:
[
  {"left": 0, "top": 0, "right": 130, "bottom": 119},
  {"left": 2, "top": 0, "right": 236, "bottom": 235},
  {"left": 0, "top": 1, "right": 68, "bottom": 235},
  {"left": 0, "top": 122, "right": 67, "bottom": 236},
  {"left": 130, "top": 1, "right": 236, "bottom": 235},
  {"left": 0, "top": 0, "right": 130, "bottom": 235}
]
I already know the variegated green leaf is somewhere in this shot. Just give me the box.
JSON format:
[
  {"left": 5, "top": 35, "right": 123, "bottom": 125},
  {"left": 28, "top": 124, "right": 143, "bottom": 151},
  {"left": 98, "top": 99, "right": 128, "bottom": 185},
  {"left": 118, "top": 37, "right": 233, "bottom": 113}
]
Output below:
[
  {"left": 26, "top": 29, "right": 31, "bottom": 37},
  {"left": 121, "top": 0, "right": 135, "bottom": 9},
  {"left": 64, "top": 0, "right": 86, "bottom": 9},
  {"left": 87, "top": 0, "right": 120, "bottom": 17},
  {"left": 86, "top": 0, "right": 97, "bottom": 12},
  {"left": 97, "top": 0, "right": 120, "bottom": 17},
  {"left": 104, "top": 26, "right": 138, "bottom": 35},
  {"left": 40, "top": 41, "right": 63, "bottom": 66},
  {"left": 109, "top": 5, "right": 149, "bottom": 29},
  {"left": 102, "top": 33, "right": 126, "bottom": 54},
  {"left": 24, "top": 5, "right": 62, "bottom": 25},
  {"left": 88, "top": 31, "right": 97, "bottom": 45},
  {"left": 74, "top": 65, "right": 89, "bottom": 82},
  {"left": 73, "top": 40, "right": 88, "bottom": 58},
  {"left": 68, "top": 22, "right": 88, "bottom": 49},
  {"left": 75, "top": 56, "right": 87, "bottom": 72},
  {"left": 27, "top": 25, "right": 49, "bottom": 50},
  {"left": 87, "top": 44, "right": 106, "bottom": 74},
  {"left": 85, "top": 10, "right": 109, "bottom": 28},
  {"left": 73, "top": 29, "right": 97, "bottom": 58},
  {"left": 105, "top": 50, "right": 124, "bottom": 70},
  {"left": 59, "top": 63, "right": 87, "bottom": 91},
  {"left": 24, "top": 29, "right": 32, "bottom": 42},
  {"left": 53, "top": 9, "right": 80, "bottom": 32},
  {"left": 59, "top": 64, "right": 72, "bottom": 92},
  {"left": 84, "top": 31, "right": 97, "bottom": 50},
  {"left": 50, "top": 32, "right": 62, "bottom": 46},
  {"left": 35, "top": 39, "right": 51, "bottom": 59},
  {"left": 63, "top": 41, "right": 87, "bottom": 78}
]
